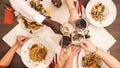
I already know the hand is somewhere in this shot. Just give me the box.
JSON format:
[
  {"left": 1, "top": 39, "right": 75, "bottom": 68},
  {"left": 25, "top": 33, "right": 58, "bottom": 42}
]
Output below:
[
  {"left": 15, "top": 35, "right": 29, "bottom": 47},
  {"left": 56, "top": 45, "right": 80, "bottom": 68},
  {"left": 58, "top": 45, "right": 81, "bottom": 64},
  {"left": 69, "top": 10, "right": 80, "bottom": 24},
  {"left": 67, "top": 45, "right": 81, "bottom": 58},
  {"left": 80, "top": 39, "right": 96, "bottom": 53}
]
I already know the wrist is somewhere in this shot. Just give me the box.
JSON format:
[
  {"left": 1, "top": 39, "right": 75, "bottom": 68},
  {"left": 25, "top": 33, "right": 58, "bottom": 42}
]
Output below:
[
  {"left": 92, "top": 47, "right": 98, "bottom": 54},
  {"left": 69, "top": 8, "right": 78, "bottom": 14},
  {"left": 13, "top": 43, "right": 20, "bottom": 48},
  {"left": 56, "top": 62, "right": 64, "bottom": 68},
  {"left": 69, "top": 8, "right": 77, "bottom": 12},
  {"left": 66, "top": 56, "right": 74, "bottom": 62}
]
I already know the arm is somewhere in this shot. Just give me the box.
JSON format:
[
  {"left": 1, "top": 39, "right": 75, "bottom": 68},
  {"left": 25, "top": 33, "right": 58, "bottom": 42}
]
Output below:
[
  {"left": 9, "top": 0, "right": 46, "bottom": 24},
  {"left": 0, "top": 44, "right": 19, "bottom": 66},
  {"left": 9, "top": 0, "right": 62, "bottom": 35},
  {"left": 96, "top": 48, "right": 120, "bottom": 68},
  {"left": 64, "top": 45, "right": 80, "bottom": 68},
  {"left": 0, "top": 36, "right": 29, "bottom": 66},
  {"left": 80, "top": 39, "right": 120, "bottom": 68},
  {"left": 65, "top": 0, "right": 75, "bottom": 10},
  {"left": 65, "top": 0, "right": 80, "bottom": 23}
]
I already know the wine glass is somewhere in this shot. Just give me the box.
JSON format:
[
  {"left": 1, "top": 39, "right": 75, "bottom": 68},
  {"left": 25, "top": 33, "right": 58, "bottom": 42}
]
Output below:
[
  {"left": 59, "top": 35, "right": 71, "bottom": 48},
  {"left": 74, "top": 18, "right": 90, "bottom": 38},
  {"left": 71, "top": 29, "right": 85, "bottom": 46},
  {"left": 71, "top": 18, "right": 90, "bottom": 46},
  {"left": 60, "top": 22, "right": 75, "bottom": 36},
  {"left": 75, "top": 18, "right": 89, "bottom": 30}
]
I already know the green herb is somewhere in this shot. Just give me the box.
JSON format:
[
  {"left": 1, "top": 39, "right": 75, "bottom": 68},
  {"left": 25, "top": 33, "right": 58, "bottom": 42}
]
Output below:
[
  {"left": 30, "top": 30, "right": 33, "bottom": 34},
  {"left": 97, "top": 6, "right": 105, "bottom": 17}
]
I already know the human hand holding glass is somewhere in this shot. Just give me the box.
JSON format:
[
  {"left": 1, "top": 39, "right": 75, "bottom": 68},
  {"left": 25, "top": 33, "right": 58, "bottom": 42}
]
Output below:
[
  {"left": 56, "top": 45, "right": 81, "bottom": 68},
  {"left": 80, "top": 39, "right": 97, "bottom": 53},
  {"left": 69, "top": 9, "right": 80, "bottom": 24}
]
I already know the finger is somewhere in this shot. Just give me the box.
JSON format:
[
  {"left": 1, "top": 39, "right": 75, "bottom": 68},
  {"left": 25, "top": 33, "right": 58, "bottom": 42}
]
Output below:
[
  {"left": 59, "top": 48, "right": 65, "bottom": 58},
  {"left": 80, "top": 43, "right": 87, "bottom": 50},
  {"left": 73, "top": 46, "right": 81, "bottom": 53},
  {"left": 66, "top": 46, "right": 71, "bottom": 54},
  {"left": 81, "top": 40, "right": 88, "bottom": 47},
  {"left": 76, "top": 47, "right": 81, "bottom": 53},
  {"left": 23, "top": 38, "right": 29, "bottom": 43}
]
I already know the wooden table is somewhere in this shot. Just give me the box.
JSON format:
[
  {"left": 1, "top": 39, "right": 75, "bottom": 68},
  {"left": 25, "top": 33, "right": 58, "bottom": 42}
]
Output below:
[{"left": 0, "top": 0, "right": 120, "bottom": 68}]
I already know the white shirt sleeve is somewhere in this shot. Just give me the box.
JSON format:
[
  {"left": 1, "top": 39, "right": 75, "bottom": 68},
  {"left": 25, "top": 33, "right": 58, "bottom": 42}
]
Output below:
[{"left": 9, "top": 0, "right": 46, "bottom": 24}]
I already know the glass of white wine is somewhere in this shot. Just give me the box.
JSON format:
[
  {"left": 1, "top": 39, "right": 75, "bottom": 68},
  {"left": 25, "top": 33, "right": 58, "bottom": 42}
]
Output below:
[
  {"left": 60, "top": 22, "right": 75, "bottom": 36},
  {"left": 71, "top": 29, "right": 85, "bottom": 46}
]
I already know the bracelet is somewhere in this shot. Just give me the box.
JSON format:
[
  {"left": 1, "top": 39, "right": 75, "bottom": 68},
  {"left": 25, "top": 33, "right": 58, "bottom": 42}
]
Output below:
[
  {"left": 93, "top": 47, "right": 98, "bottom": 54},
  {"left": 69, "top": 8, "right": 77, "bottom": 12}
]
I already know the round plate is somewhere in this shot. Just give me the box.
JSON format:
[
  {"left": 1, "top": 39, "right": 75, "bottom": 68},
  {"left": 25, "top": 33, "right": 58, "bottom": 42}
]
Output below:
[
  {"left": 17, "top": 19, "right": 46, "bottom": 34},
  {"left": 86, "top": 0, "right": 117, "bottom": 27},
  {"left": 21, "top": 38, "right": 55, "bottom": 68},
  {"left": 78, "top": 49, "right": 109, "bottom": 68}
]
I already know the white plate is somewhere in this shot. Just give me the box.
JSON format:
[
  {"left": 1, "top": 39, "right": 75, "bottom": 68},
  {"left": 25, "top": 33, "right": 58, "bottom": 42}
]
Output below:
[
  {"left": 21, "top": 38, "right": 55, "bottom": 68},
  {"left": 86, "top": 0, "right": 117, "bottom": 27},
  {"left": 78, "top": 49, "right": 108, "bottom": 68},
  {"left": 17, "top": 19, "right": 46, "bottom": 34},
  {"left": 17, "top": 0, "right": 69, "bottom": 33}
]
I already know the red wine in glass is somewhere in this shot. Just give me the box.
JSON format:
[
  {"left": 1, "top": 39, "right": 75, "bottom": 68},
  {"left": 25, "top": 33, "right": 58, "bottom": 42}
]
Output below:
[
  {"left": 75, "top": 18, "right": 87, "bottom": 29},
  {"left": 59, "top": 36, "right": 71, "bottom": 48}
]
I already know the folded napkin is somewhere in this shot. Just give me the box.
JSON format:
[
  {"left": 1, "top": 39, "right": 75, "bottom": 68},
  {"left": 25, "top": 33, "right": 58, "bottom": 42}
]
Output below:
[
  {"left": 4, "top": 5, "right": 14, "bottom": 24},
  {"left": 88, "top": 25, "right": 116, "bottom": 51}
]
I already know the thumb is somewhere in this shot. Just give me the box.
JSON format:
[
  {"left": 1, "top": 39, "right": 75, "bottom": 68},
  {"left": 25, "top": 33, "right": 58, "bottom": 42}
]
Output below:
[{"left": 80, "top": 43, "right": 87, "bottom": 50}]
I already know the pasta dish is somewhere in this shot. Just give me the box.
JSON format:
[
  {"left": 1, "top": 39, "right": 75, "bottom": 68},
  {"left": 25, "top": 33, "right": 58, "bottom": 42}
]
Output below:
[{"left": 29, "top": 43, "right": 47, "bottom": 62}]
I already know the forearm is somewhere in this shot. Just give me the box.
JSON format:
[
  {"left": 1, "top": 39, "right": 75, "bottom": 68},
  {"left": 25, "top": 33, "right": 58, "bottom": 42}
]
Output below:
[
  {"left": 64, "top": 56, "right": 74, "bottom": 68},
  {"left": 55, "top": 61, "right": 64, "bottom": 68},
  {"left": 96, "top": 48, "right": 120, "bottom": 68},
  {"left": 65, "top": 0, "right": 75, "bottom": 9},
  {"left": 0, "top": 44, "right": 19, "bottom": 66},
  {"left": 65, "top": 0, "right": 79, "bottom": 23},
  {"left": 9, "top": 0, "right": 46, "bottom": 24}
]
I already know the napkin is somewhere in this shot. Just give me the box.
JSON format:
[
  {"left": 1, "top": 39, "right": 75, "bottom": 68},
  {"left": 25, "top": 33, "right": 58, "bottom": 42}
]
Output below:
[
  {"left": 88, "top": 25, "right": 116, "bottom": 51},
  {"left": 4, "top": 6, "right": 14, "bottom": 24}
]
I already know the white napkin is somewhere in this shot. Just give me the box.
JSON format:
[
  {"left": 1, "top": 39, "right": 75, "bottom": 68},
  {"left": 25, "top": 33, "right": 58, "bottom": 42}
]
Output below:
[{"left": 88, "top": 25, "right": 116, "bottom": 51}]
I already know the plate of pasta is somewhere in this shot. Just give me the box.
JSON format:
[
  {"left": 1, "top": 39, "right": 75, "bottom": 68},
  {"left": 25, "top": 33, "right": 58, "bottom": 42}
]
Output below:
[
  {"left": 86, "top": 0, "right": 117, "bottom": 27},
  {"left": 21, "top": 38, "right": 55, "bottom": 68}
]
